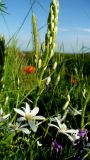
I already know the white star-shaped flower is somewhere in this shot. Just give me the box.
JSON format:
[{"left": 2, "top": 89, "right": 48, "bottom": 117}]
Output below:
[
  {"left": 9, "top": 122, "right": 30, "bottom": 134},
  {"left": 14, "top": 103, "right": 45, "bottom": 132},
  {"left": 49, "top": 116, "right": 79, "bottom": 144}
]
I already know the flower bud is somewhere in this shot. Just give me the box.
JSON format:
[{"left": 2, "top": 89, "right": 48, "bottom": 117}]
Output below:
[
  {"left": 49, "top": 37, "right": 53, "bottom": 45},
  {"left": 50, "top": 50, "right": 54, "bottom": 58},
  {"left": 46, "top": 76, "right": 51, "bottom": 85},
  {"left": 57, "top": 74, "right": 60, "bottom": 83},
  {"left": 38, "top": 59, "right": 42, "bottom": 69},
  {"left": 53, "top": 61, "right": 57, "bottom": 70}
]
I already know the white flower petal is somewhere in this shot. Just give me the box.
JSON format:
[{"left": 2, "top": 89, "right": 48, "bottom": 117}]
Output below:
[
  {"left": 49, "top": 124, "right": 60, "bottom": 130},
  {"left": 29, "top": 120, "right": 37, "bottom": 132},
  {"left": 3, "top": 113, "right": 10, "bottom": 119},
  {"left": 14, "top": 108, "right": 25, "bottom": 116},
  {"left": 25, "top": 103, "right": 30, "bottom": 113},
  {"left": 72, "top": 134, "right": 80, "bottom": 141},
  {"left": 55, "top": 117, "right": 62, "bottom": 128},
  {"left": 20, "top": 128, "right": 30, "bottom": 134},
  {"left": 33, "top": 116, "right": 45, "bottom": 120},
  {"left": 17, "top": 117, "right": 26, "bottom": 121},
  {"left": 37, "top": 141, "right": 42, "bottom": 147},
  {"left": 30, "top": 107, "right": 39, "bottom": 117},
  {"left": 66, "top": 129, "right": 79, "bottom": 134},
  {"left": 20, "top": 123, "right": 28, "bottom": 128}
]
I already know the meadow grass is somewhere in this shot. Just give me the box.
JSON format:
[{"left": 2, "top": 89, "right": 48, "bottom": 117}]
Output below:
[{"left": 0, "top": 0, "right": 90, "bottom": 159}]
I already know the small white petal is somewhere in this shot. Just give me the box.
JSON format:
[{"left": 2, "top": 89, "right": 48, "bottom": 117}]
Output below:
[
  {"left": 3, "top": 113, "right": 10, "bottom": 119},
  {"left": 9, "top": 123, "right": 13, "bottom": 127},
  {"left": 72, "top": 134, "right": 80, "bottom": 141},
  {"left": 25, "top": 103, "right": 30, "bottom": 113},
  {"left": 14, "top": 108, "right": 25, "bottom": 117},
  {"left": 30, "top": 107, "right": 39, "bottom": 117},
  {"left": 66, "top": 129, "right": 79, "bottom": 134},
  {"left": 29, "top": 120, "right": 37, "bottom": 132},
  {"left": 33, "top": 116, "right": 45, "bottom": 120},
  {"left": 17, "top": 117, "right": 26, "bottom": 121},
  {"left": 20, "top": 123, "right": 28, "bottom": 128},
  {"left": 55, "top": 117, "right": 62, "bottom": 128},
  {"left": 20, "top": 128, "right": 30, "bottom": 134},
  {"left": 49, "top": 124, "right": 60, "bottom": 130},
  {"left": 37, "top": 141, "right": 42, "bottom": 147}
]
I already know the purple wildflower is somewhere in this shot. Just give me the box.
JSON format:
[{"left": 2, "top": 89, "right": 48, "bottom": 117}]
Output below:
[
  {"left": 51, "top": 139, "right": 62, "bottom": 153},
  {"left": 78, "top": 129, "right": 88, "bottom": 141},
  {"left": 74, "top": 129, "right": 88, "bottom": 160}
]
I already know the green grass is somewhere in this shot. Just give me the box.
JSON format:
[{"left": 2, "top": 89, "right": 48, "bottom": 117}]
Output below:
[{"left": 0, "top": 46, "right": 90, "bottom": 159}]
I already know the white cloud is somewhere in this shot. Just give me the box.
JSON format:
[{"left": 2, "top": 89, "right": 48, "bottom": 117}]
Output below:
[
  {"left": 58, "top": 28, "right": 69, "bottom": 32},
  {"left": 78, "top": 28, "right": 90, "bottom": 32}
]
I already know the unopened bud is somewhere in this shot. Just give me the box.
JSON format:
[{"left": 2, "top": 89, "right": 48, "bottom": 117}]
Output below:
[
  {"left": 50, "top": 50, "right": 54, "bottom": 58},
  {"left": 57, "top": 74, "right": 60, "bottom": 83},
  {"left": 46, "top": 76, "right": 51, "bottom": 85},
  {"left": 53, "top": 61, "right": 57, "bottom": 70},
  {"left": 38, "top": 59, "right": 42, "bottom": 69}
]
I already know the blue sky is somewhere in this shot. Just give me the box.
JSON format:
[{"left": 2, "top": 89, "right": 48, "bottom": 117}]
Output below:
[{"left": 0, "top": 0, "right": 90, "bottom": 53}]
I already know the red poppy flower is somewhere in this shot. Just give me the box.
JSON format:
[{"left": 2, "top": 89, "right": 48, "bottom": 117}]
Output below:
[{"left": 23, "top": 65, "right": 36, "bottom": 74}]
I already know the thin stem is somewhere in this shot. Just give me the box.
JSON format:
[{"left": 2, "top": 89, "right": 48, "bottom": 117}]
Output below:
[{"left": 81, "top": 88, "right": 90, "bottom": 129}]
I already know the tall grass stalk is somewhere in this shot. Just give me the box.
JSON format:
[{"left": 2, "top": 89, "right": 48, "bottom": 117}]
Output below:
[{"left": 32, "top": 13, "right": 39, "bottom": 68}]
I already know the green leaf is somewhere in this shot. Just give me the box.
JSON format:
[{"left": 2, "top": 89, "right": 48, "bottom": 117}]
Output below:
[{"left": 1, "top": 132, "right": 15, "bottom": 144}]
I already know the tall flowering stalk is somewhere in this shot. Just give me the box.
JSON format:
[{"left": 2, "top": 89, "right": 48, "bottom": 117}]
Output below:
[
  {"left": 39, "top": 0, "right": 59, "bottom": 82},
  {"left": 32, "top": 13, "right": 39, "bottom": 68},
  {"left": 34, "top": 0, "right": 59, "bottom": 107},
  {"left": 45, "top": 0, "right": 59, "bottom": 60}
]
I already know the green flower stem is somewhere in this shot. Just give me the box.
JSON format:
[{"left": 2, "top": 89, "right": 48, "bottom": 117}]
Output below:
[{"left": 30, "top": 150, "right": 33, "bottom": 160}]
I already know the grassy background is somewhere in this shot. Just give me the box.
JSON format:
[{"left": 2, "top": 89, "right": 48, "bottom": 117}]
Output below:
[{"left": 0, "top": 42, "right": 90, "bottom": 159}]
